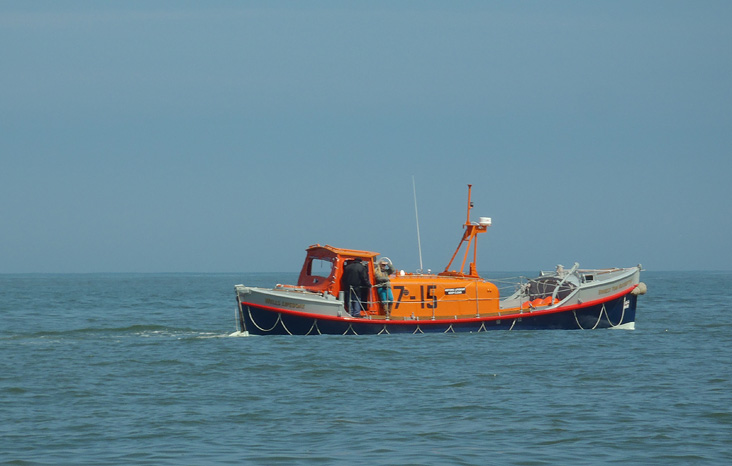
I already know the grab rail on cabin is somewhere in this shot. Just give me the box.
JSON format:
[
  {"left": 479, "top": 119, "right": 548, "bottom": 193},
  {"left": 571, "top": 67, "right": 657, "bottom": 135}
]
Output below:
[{"left": 362, "top": 293, "right": 511, "bottom": 320}]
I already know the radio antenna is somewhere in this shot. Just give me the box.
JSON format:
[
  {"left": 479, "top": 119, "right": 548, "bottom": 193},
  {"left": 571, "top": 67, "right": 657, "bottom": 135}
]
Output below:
[{"left": 412, "top": 175, "right": 424, "bottom": 273}]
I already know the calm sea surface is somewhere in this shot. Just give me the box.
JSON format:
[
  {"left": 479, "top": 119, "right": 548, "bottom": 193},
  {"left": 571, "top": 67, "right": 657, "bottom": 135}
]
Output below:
[{"left": 1, "top": 271, "right": 731, "bottom": 465}]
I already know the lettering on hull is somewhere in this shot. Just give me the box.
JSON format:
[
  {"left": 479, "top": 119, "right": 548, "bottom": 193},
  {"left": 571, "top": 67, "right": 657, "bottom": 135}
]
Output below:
[
  {"left": 265, "top": 298, "right": 305, "bottom": 310},
  {"left": 598, "top": 279, "right": 632, "bottom": 295}
]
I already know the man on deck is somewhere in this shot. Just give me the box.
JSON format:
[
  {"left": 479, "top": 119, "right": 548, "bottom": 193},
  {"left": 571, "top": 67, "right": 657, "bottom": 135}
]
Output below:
[{"left": 342, "top": 260, "right": 371, "bottom": 317}]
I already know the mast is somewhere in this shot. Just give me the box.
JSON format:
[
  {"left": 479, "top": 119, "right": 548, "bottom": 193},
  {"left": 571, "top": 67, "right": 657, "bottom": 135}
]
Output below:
[
  {"left": 413, "top": 176, "right": 424, "bottom": 273},
  {"left": 441, "top": 184, "right": 491, "bottom": 278}
]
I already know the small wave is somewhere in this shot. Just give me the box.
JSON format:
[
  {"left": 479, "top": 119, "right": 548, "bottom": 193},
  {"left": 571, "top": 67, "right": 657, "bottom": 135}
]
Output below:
[
  {"left": 5, "top": 325, "right": 222, "bottom": 342},
  {"left": 23, "top": 324, "right": 175, "bottom": 338},
  {"left": 193, "top": 331, "right": 237, "bottom": 339},
  {"left": 177, "top": 330, "right": 251, "bottom": 339}
]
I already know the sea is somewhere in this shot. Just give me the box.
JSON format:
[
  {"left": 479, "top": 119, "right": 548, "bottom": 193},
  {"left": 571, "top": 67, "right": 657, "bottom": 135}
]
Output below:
[{"left": 1, "top": 271, "right": 731, "bottom": 465}]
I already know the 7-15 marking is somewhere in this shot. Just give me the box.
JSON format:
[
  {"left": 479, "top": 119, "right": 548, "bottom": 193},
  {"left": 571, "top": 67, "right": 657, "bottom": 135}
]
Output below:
[{"left": 393, "top": 285, "right": 437, "bottom": 309}]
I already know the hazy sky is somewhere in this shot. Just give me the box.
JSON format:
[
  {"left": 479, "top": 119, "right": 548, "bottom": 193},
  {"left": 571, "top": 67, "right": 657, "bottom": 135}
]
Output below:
[{"left": 2, "top": 1, "right": 731, "bottom": 273}]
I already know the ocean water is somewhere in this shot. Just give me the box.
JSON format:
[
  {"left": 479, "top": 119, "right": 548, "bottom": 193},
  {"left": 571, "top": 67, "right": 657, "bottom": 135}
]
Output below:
[{"left": 1, "top": 271, "right": 731, "bottom": 465}]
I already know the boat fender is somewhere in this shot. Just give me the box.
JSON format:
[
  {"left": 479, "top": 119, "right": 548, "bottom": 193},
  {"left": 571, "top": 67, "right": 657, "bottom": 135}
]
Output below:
[{"left": 631, "top": 282, "right": 647, "bottom": 295}]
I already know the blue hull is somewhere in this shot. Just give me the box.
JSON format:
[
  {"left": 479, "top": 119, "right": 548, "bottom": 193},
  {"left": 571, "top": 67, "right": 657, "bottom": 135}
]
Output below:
[{"left": 238, "top": 293, "right": 638, "bottom": 335}]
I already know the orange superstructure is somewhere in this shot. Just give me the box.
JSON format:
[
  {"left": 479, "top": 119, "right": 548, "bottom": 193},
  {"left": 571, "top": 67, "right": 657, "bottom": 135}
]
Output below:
[
  {"left": 293, "top": 185, "right": 500, "bottom": 319},
  {"left": 387, "top": 273, "right": 500, "bottom": 319}
]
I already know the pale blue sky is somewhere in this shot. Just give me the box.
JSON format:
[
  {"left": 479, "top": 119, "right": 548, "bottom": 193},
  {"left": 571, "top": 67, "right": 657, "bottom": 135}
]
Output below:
[{"left": 2, "top": 1, "right": 731, "bottom": 273}]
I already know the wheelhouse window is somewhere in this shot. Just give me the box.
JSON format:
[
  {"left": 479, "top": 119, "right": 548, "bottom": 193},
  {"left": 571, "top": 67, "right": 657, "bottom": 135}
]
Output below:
[{"left": 307, "top": 258, "right": 333, "bottom": 279}]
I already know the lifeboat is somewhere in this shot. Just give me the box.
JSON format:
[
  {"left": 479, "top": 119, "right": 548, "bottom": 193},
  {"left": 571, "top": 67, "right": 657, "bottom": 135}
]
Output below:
[{"left": 235, "top": 185, "right": 645, "bottom": 335}]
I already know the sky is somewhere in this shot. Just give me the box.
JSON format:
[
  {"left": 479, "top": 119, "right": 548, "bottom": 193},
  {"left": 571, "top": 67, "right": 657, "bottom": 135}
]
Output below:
[{"left": 2, "top": 1, "right": 731, "bottom": 273}]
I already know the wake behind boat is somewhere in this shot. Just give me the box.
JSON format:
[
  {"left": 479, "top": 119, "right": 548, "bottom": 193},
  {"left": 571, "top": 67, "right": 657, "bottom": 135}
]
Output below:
[{"left": 235, "top": 185, "right": 646, "bottom": 335}]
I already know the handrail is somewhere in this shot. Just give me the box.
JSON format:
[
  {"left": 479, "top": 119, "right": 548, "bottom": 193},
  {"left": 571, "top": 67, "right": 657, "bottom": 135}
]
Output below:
[{"left": 551, "top": 262, "right": 579, "bottom": 302}]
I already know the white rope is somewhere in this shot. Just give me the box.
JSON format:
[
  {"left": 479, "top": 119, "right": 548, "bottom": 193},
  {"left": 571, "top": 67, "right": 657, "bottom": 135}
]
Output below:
[
  {"left": 247, "top": 306, "right": 281, "bottom": 333},
  {"left": 278, "top": 315, "right": 294, "bottom": 335},
  {"left": 592, "top": 305, "right": 604, "bottom": 329},
  {"left": 278, "top": 313, "right": 324, "bottom": 336},
  {"left": 572, "top": 304, "right": 604, "bottom": 330},
  {"left": 618, "top": 298, "right": 627, "bottom": 326},
  {"left": 603, "top": 297, "right": 627, "bottom": 328},
  {"left": 572, "top": 309, "right": 582, "bottom": 329},
  {"left": 579, "top": 310, "right": 586, "bottom": 329},
  {"left": 247, "top": 298, "right": 633, "bottom": 334},
  {"left": 605, "top": 301, "right": 621, "bottom": 327},
  {"left": 286, "top": 317, "right": 319, "bottom": 336}
]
